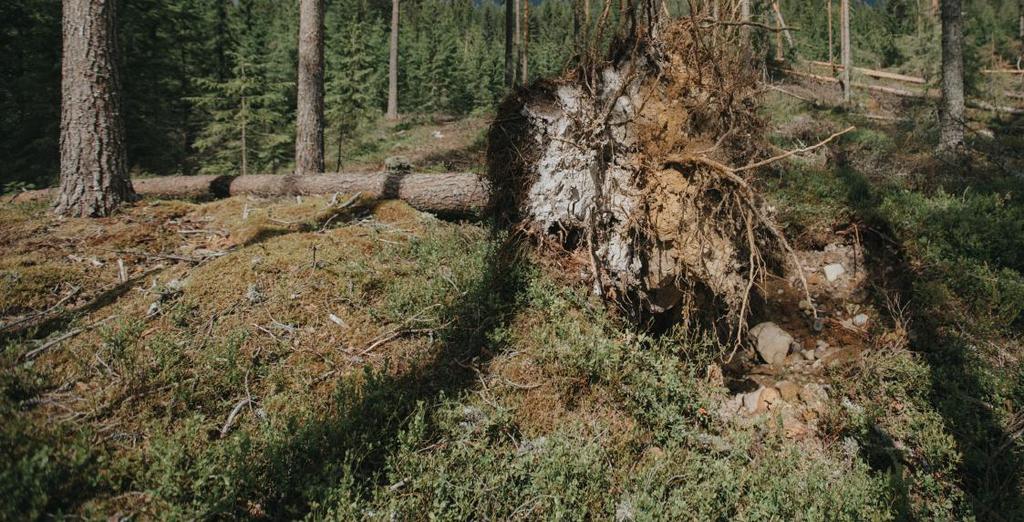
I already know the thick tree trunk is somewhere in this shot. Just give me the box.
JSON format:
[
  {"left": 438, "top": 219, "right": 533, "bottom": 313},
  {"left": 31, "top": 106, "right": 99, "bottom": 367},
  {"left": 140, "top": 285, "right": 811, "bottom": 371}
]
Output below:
[
  {"left": 505, "top": 0, "right": 515, "bottom": 88},
  {"left": 295, "top": 0, "right": 325, "bottom": 175},
  {"left": 15, "top": 172, "right": 489, "bottom": 215},
  {"left": 840, "top": 0, "right": 851, "bottom": 102},
  {"left": 387, "top": 0, "right": 399, "bottom": 120},
  {"left": 939, "top": 0, "right": 965, "bottom": 150},
  {"left": 55, "top": 0, "right": 134, "bottom": 218}
]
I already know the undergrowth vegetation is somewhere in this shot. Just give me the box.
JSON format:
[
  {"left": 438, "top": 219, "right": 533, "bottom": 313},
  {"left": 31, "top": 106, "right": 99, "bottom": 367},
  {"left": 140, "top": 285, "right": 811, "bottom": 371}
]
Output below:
[{"left": 3, "top": 96, "right": 1024, "bottom": 519}]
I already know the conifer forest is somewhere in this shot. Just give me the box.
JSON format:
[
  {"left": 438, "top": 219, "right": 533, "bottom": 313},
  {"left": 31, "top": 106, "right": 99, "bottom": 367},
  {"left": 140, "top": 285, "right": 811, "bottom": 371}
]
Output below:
[{"left": 2, "top": 0, "right": 1024, "bottom": 519}]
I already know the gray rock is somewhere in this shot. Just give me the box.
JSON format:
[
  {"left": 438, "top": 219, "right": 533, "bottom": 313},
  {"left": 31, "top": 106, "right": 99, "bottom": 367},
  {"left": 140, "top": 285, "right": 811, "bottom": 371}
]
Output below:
[
  {"left": 815, "top": 340, "right": 829, "bottom": 350},
  {"left": 852, "top": 313, "right": 869, "bottom": 327},
  {"left": 823, "top": 263, "right": 846, "bottom": 282},
  {"left": 615, "top": 499, "right": 636, "bottom": 522},
  {"left": 801, "top": 349, "right": 816, "bottom": 361},
  {"left": 742, "top": 389, "right": 762, "bottom": 414},
  {"left": 800, "top": 383, "right": 830, "bottom": 413},
  {"left": 246, "top": 284, "right": 265, "bottom": 304},
  {"left": 749, "top": 322, "right": 794, "bottom": 366}
]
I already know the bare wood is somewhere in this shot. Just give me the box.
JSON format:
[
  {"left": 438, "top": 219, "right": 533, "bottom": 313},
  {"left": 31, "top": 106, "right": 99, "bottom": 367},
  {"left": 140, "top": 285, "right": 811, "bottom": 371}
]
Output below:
[
  {"left": 734, "top": 126, "right": 856, "bottom": 173},
  {"left": 981, "top": 69, "right": 1024, "bottom": 74},
  {"left": 808, "top": 60, "right": 926, "bottom": 84},
  {"left": 295, "top": 0, "right": 326, "bottom": 174},
  {"left": 13, "top": 172, "right": 491, "bottom": 214},
  {"left": 771, "top": 1, "right": 794, "bottom": 47}
]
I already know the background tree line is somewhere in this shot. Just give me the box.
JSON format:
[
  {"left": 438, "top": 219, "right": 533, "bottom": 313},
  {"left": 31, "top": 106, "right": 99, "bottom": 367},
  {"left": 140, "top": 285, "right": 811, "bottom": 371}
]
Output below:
[
  {"left": 0, "top": 0, "right": 577, "bottom": 189},
  {"left": 1, "top": 0, "right": 1021, "bottom": 193}
]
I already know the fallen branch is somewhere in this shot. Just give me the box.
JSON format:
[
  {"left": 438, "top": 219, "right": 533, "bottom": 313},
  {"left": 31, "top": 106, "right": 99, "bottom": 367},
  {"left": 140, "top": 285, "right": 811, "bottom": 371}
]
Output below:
[
  {"left": 734, "top": 126, "right": 855, "bottom": 173},
  {"left": 22, "top": 315, "right": 116, "bottom": 362},
  {"left": 1, "top": 285, "right": 81, "bottom": 332}
]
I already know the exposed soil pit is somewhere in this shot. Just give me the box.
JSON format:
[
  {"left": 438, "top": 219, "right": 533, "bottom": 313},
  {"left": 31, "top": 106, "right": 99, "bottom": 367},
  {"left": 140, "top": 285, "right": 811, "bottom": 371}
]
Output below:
[{"left": 717, "top": 238, "right": 879, "bottom": 441}]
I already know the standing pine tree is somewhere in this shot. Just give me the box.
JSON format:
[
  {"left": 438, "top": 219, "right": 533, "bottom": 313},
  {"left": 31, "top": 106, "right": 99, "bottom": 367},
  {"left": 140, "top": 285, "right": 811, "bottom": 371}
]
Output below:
[
  {"left": 939, "top": 0, "right": 965, "bottom": 151},
  {"left": 55, "top": 0, "right": 135, "bottom": 217},
  {"left": 387, "top": 0, "right": 400, "bottom": 120},
  {"left": 296, "top": 0, "right": 325, "bottom": 175}
]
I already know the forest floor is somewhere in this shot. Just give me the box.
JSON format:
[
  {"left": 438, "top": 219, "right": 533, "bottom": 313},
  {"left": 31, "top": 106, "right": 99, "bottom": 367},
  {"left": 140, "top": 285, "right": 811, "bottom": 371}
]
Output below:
[{"left": 3, "top": 86, "right": 1024, "bottom": 520}]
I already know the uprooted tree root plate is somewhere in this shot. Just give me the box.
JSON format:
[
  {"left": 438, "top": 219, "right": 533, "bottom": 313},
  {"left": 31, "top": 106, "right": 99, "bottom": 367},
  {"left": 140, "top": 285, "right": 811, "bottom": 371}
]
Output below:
[{"left": 488, "top": 18, "right": 829, "bottom": 339}]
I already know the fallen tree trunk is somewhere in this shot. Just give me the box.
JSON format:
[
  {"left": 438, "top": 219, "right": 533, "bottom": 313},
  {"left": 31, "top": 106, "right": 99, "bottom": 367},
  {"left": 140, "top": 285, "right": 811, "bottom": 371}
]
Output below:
[
  {"left": 786, "top": 69, "right": 1024, "bottom": 115},
  {"left": 807, "top": 60, "right": 926, "bottom": 84},
  {"left": 10, "top": 172, "right": 490, "bottom": 215}
]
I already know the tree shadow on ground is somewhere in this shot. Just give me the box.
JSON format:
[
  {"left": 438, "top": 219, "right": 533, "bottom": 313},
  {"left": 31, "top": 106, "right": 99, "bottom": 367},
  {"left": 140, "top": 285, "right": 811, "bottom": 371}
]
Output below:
[
  {"left": 245, "top": 231, "right": 530, "bottom": 518},
  {"left": 834, "top": 157, "right": 1024, "bottom": 520}
]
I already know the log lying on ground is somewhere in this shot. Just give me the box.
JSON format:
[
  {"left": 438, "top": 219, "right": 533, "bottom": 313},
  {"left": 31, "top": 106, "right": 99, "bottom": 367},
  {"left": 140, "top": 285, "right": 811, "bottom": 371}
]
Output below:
[
  {"left": 10, "top": 172, "right": 490, "bottom": 215},
  {"left": 786, "top": 69, "right": 1024, "bottom": 115},
  {"left": 490, "top": 16, "right": 791, "bottom": 335},
  {"left": 807, "top": 60, "right": 926, "bottom": 84}
]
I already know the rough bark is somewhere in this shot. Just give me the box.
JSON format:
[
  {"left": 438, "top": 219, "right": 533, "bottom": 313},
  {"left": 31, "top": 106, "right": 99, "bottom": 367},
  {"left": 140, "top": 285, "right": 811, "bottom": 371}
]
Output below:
[
  {"left": 15, "top": 173, "right": 489, "bottom": 215},
  {"left": 505, "top": 0, "right": 516, "bottom": 88},
  {"left": 840, "top": 0, "right": 851, "bottom": 102},
  {"left": 55, "top": 0, "right": 135, "bottom": 218},
  {"left": 295, "top": 0, "right": 325, "bottom": 175},
  {"left": 939, "top": 0, "right": 965, "bottom": 150},
  {"left": 387, "top": 0, "right": 400, "bottom": 120}
]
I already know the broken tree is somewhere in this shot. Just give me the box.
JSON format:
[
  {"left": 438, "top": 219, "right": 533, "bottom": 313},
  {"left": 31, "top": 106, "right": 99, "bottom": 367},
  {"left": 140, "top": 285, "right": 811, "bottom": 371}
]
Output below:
[{"left": 489, "top": 11, "right": 814, "bottom": 337}]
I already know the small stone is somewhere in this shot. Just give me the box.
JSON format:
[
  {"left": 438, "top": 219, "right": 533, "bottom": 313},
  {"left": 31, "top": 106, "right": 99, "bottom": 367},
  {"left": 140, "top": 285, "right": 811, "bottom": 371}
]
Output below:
[
  {"left": 246, "top": 284, "right": 265, "bottom": 304},
  {"left": 812, "top": 317, "right": 825, "bottom": 332},
  {"left": 615, "top": 499, "right": 636, "bottom": 522},
  {"left": 782, "top": 409, "right": 809, "bottom": 439},
  {"left": 798, "top": 299, "right": 811, "bottom": 310},
  {"left": 776, "top": 380, "right": 801, "bottom": 401},
  {"left": 742, "top": 389, "right": 762, "bottom": 414},
  {"left": 166, "top": 278, "right": 184, "bottom": 292},
  {"left": 757, "top": 387, "right": 782, "bottom": 412},
  {"left": 706, "top": 364, "right": 725, "bottom": 387},
  {"left": 749, "top": 322, "right": 794, "bottom": 366},
  {"left": 801, "top": 349, "right": 816, "bottom": 361},
  {"left": 800, "top": 383, "right": 830, "bottom": 413},
  {"left": 853, "top": 313, "right": 869, "bottom": 327},
  {"left": 147, "top": 301, "right": 161, "bottom": 317},
  {"left": 251, "top": 255, "right": 264, "bottom": 266},
  {"left": 823, "top": 263, "right": 846, "bottom": 282},
  {"left": 789, "top": 340, "right": 802, "bottom": 354}
]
